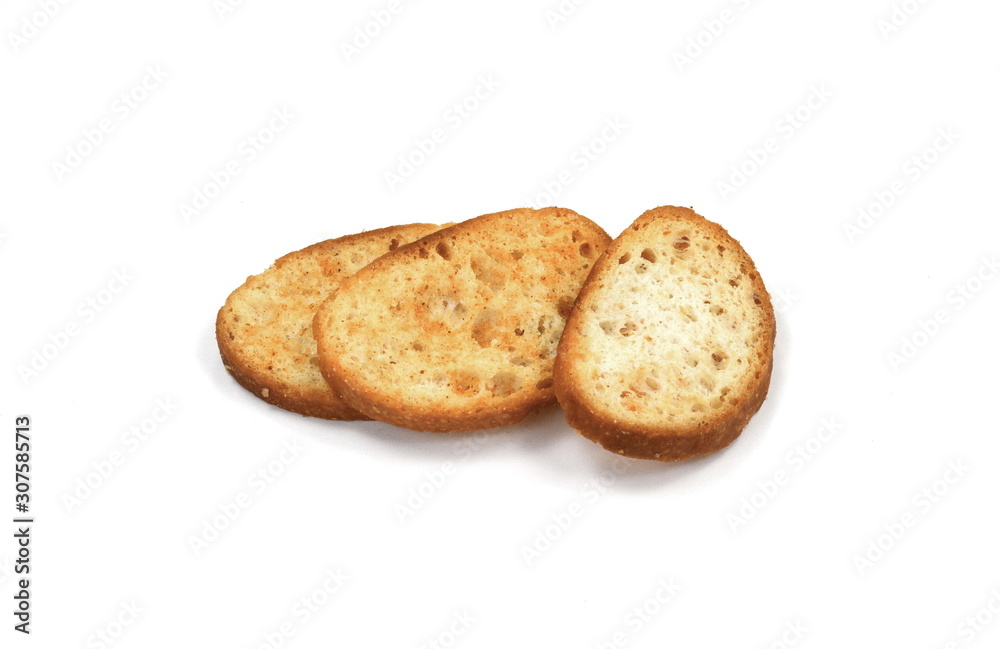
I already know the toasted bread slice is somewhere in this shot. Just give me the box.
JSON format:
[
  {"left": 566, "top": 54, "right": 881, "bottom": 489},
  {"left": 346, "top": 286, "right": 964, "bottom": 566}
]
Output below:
[
  {"left": 554, "top": 206, "right": 775, "bottom": 461},
  {"left": 313, "top": 207, "right": 611, "bottom": 432},
  {"left": 216, "top": 223, "right": 441, "bottom": 419}
]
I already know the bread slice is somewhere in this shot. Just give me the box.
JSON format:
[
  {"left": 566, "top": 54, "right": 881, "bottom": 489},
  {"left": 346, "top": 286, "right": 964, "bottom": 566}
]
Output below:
[
  {"left": 554, "top": 206, "right": 775, "bottom": 461},
  {"left": 216, "top": 223, "right": 441, "bottom": 419},
  {"left": 313, "top": 207, "right": 611, "bottom": 432}
]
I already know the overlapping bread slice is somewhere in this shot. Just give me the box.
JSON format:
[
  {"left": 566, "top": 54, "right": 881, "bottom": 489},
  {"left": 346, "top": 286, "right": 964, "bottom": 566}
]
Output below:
[
  {"left": 313, "top": 207, "right": 611, "bottom": 432},
  {"left": 217, "top": 223, "right": 440, "bottom": 419},
  {"left": 554, "top": 206, "right": 775, "bottom": 461}
]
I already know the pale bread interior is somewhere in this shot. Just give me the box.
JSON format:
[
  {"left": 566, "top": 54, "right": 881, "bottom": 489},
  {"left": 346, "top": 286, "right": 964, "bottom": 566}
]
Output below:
[{"left": 566, "top": 215, "right": 771, "bottom": 430}]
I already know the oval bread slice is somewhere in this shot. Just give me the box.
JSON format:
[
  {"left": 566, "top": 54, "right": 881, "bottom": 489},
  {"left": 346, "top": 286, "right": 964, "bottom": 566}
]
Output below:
[
  {"left": 554, "top": 206, "right": 775, "bottom": 461},
  {"left": 313, "top": 207, "right": 611, "bottom": 432},
  {"left": 216, "top": 223, "right": 440, "bottom": 419}
]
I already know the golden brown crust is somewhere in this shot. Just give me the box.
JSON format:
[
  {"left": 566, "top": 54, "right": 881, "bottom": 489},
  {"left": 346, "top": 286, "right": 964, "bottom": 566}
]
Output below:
[
  {"left": 553, "top": 206, "right": 776, "bottom": 461},
  {"left": 216, "top": 223, "right": 440, "bottom": 420},
  {"left": 216, "top": 323, "right": 364, "bottom": 419},
  {"left": 314, "top": 207, "right": 611, "bottom": 432}
]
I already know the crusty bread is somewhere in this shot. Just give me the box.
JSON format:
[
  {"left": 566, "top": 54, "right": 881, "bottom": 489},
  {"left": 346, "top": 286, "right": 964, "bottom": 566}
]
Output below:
[
  {"left": 313, "top": 207, "right": 611, "bottom": 432},
  {"left": 554, "top": 206, "right": 775, "bottom": 461},
  {"left": 216, "top": 223, "right": 440, "bottom": 419}
]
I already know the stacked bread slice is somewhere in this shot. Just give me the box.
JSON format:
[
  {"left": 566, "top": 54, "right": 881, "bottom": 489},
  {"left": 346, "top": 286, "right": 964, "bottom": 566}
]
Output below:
[
  {"left": 216, "top": 224, "right": 440, "bottom": 419},
  {"left": 554, "top": 206, "right": 775, "bottom": 460},
  {"left": 216, "top": 206, "right": 774, "bottom": 461}
]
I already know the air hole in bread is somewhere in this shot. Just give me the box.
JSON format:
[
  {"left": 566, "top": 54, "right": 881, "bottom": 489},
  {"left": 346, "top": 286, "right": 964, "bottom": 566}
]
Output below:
[
  {"left": 729, "top": 278, "right": 739, "bottom": 287},
  {"left": 471, "top": 254, "right": 508, "bottom": 292},
  {"left": 673, "top": 236, "right": 690, "bottom": 251},
  {"left": 709, "top": 397, "right": 724, "bottom": 409},
  {"left": 309, "top": 356, "right": 319, "bottom": 366},
  {"left": 511, "top": 250, "right": 524, "bottom": 260},
  {"left": 645, "top": 377, "right": 661, "bottom": 391},
  {"left": 712, "top": 352, "right": 728, "bottom": 369},
  {"left": 537, "top": 316, "right": 548, "bottom": 334},
  {"left": 679, "top": 306, "right": 697, "bottom": 322},
  {"left": 571, "top": 230, "right": 582, "bottom": 242},
  {"left": 579, "top": 242, "right": 593, "bottom": 257},
  {"left": 700, "top": 376, "right": 716, "bottom": 392},
  {"left": 599, "top": 320, "right": 615, "bottom": 335},
  {"left": 436, "top": 296, "right": 468, "bottom": 321},
  {"left": 389, "top": 238, "right": 400, "bottom": 251},
  {"left": 641, "top": 248, "right": 658, "bottom": 263},
  {"left": 620, "top": 321, "right": 637, "bottom": 336},
  {"left": 635, "top": 263, "right": 649, "bottom": 274},
  {"left": 412, "top": 342, "right": 424, "bottom": 352},
  {"left": 619, "top": 252, "right": 632, "bottom": 264},
  {"left": 471, "top": 309, "right": 502, "bottom": 348},
  {"left": 536, "top": 377, "right": 554, "bottom": 390},
  {"left": 488, "top": 372, "right": 520, "bottom": 397},
  {"left": 450, "top": 371, "right": 480, "bottom": 395},
  {"left": 691, "top": 402, "right": 706, "bottom": 413},
  {"left": 436, "top": 241, "right": 452, "bottom": 260},
  {"left": 685, "top": 353, "right": 699, "bottom": 368},
  {"left": 710, "top": 305, "right": 724, "bottom": 316},
  {"left": 510, "top": 356, "right": 531, "bottom": 367},
  {"left": 753, "top": 294, "right": 762, "bottom": 305},
  {"left": 514, "top": 327, "right": 524, "bottom": 336},
  {"left": 418, "top": 247, "right": 429, "bottom": 259},
  {"left": 717, "top": 245, "right": 726, "bottom": 256}
]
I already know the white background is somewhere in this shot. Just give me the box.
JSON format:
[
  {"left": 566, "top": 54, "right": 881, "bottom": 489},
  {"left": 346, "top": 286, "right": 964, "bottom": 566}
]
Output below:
[{"left": 2, "top": 0, "right": 999, "bottom": 646}]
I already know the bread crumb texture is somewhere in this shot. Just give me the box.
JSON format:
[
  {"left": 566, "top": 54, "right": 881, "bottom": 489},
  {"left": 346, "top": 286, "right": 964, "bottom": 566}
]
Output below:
[
  {"left": 315, "top": 207, "right": 611, "bottom": 432},
  {"left": 555, "top": 206, "right": 775, "bottom": 460},
  {"left": 216, "top": 223, "right": 439, "bottom": 419}
]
